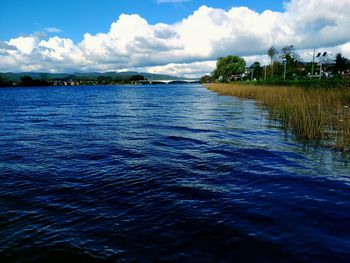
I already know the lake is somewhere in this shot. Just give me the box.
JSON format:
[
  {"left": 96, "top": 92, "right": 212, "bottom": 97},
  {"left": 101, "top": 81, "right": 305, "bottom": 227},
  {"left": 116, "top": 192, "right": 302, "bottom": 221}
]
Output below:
[{"left": 0, "top": 84, "right": 349, "bottom": 262}]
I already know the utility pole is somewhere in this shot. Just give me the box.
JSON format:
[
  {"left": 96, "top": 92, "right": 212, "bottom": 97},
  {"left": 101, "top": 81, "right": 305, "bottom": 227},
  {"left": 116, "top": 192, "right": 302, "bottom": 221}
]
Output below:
[
  {"left": 251, "top": 66, "right": 254, "bottom": 81},
  {"left": 283, "top": 61, "right": 287, "bottom": 80},
  {"left": 264, "top": 65, "right": 267, "bottom": 81},
  {"left": 319, "top": 51, "right": 327, "bottom": 80}
]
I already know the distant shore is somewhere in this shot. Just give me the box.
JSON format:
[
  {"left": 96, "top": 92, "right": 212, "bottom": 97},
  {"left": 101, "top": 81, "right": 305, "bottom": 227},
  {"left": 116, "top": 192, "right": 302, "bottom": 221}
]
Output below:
[{"left": 0, "top": 72, "right": 199, "bottom": 88}]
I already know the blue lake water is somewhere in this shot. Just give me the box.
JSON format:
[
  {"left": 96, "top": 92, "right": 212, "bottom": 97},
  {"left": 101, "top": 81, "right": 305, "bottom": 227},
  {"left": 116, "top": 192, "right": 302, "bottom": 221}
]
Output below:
[{"left": 0, "top": 84, "right": 349, "bottom": 262}]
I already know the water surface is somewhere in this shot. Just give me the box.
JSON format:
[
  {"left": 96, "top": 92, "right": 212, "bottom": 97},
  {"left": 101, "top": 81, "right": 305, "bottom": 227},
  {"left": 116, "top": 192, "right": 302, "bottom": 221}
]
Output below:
[{"left": 0, "top": 84, "right": 349, "bottom": 262}]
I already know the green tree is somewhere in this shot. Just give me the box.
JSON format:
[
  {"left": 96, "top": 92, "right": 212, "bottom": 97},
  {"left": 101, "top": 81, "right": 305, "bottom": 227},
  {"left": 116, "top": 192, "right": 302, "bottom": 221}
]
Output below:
[
  {"left": 280, "top": 45, "right": 300, "bottom": 65},
  {"left": 200, "top": 75, "right": 211, "bottom": 83},
  {"left": 20, "top": 76, "right": 49, "bottom": 86},
  {"left": 212, "top": 55, "right": 246, "bottom": 82},
  {"left": 250, "top": 62, "right": 263, "bottom": 80},
  {"left": 267, "top": 46, "right": 278, "bottom": 78},
  {"left": 333, "top": 53, "right": 349, "bottom": 74},
  {"left": 20, "top": 76, "right": 35, "bottom": 86},
  {"left": 279, "top": 45, "right": 300, "bottom": 80},
  {"left": 130, "top": 75, "right": 145, "bottom": 81},
  {"left": 97, "top": 76, "right": 113, "bottom": 84}
]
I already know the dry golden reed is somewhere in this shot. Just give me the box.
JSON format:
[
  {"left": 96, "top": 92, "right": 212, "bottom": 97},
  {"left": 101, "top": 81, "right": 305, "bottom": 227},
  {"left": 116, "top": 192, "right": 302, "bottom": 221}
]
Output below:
[{"left": 206, "top": 83, "right": 350, "bottom": 151}]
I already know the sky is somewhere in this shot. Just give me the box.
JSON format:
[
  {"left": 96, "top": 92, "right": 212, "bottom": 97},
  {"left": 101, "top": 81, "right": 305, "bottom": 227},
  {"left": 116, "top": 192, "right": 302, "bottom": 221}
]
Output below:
[{"left": 1, "top": 0, "right": 350, "bottom": 77}]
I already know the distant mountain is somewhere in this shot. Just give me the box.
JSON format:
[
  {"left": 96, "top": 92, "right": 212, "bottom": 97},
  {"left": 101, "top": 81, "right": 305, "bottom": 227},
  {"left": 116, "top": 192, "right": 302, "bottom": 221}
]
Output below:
[{"left": 0, "top": 71, "right": 191, "bottom": 81}]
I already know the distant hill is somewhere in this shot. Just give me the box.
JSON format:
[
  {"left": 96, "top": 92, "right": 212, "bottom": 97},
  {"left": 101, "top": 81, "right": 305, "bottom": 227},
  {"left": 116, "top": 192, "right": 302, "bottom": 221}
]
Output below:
[{"left": 0, "top": 71, "right": 191, "bottom": 82}]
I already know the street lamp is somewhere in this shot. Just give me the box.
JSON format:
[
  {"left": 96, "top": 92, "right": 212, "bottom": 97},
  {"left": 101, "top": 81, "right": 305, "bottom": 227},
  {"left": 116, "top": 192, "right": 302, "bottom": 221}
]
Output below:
[{"left": 316, "top": 51, "right": 331, "bottom": 80}]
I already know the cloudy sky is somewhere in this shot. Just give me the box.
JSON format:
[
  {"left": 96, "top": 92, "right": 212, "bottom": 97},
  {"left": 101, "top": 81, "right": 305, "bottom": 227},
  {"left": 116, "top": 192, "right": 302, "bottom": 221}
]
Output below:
[{"left": 0, "top": 0, "right": 350, "bottom": 77}]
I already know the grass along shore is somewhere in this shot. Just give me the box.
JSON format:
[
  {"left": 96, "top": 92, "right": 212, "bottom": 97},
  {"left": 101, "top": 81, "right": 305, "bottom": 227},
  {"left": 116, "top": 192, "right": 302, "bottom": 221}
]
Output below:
[{"left": 206, "top": 83, "right": 350, "bottom": 151}]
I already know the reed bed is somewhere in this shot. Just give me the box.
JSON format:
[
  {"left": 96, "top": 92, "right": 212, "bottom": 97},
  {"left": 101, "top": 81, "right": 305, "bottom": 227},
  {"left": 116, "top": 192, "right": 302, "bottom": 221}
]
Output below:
[{"left": 206, "top": 83, "right": 350, "bottom": 151}]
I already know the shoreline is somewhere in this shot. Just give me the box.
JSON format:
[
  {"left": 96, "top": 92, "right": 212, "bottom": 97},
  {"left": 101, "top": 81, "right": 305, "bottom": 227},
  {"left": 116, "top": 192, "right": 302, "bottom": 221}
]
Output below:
[{"left": 205, "top": 83, "right": 350, "bottom": 152}]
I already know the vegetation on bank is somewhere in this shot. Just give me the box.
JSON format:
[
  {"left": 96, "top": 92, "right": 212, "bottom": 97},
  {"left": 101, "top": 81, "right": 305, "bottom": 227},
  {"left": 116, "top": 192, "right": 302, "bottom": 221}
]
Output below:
[
  {"left": 211, "top": 56, "right": 246, "bottom": 82},
  {"left": 201, "top": 46, "right": 350, "bottom": 84},
  {"left": 235, "top": 79, "right": 350, "bottom": 89},
  {"left": 207, "top": 83, "right": 350, "bottom": 151}
]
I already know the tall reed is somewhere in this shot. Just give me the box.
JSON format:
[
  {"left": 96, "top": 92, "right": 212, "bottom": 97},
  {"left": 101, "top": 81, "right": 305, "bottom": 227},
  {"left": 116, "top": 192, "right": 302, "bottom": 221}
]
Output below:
[{"left": 206, "top": 83, "right": 350, "bottom": 151}]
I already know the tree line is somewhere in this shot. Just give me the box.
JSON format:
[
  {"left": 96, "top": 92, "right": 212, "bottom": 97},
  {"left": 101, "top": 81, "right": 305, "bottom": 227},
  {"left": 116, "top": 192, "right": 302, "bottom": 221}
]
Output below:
[
  {"left": 0, "top": 74, "right": 146, "bottom": 87},
  {"left": 202, "top": 46, "right": 350, "bottom": 83}
]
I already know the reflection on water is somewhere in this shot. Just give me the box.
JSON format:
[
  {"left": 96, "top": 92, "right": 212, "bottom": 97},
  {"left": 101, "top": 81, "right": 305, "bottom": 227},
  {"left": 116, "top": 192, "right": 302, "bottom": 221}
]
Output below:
[{"left": 0, "top": 84, "right": 349, "bottom": 262}]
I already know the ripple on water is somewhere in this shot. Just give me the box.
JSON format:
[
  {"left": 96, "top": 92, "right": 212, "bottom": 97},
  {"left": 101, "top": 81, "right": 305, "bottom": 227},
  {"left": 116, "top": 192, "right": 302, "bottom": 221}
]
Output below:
[{"left": 0, "top": 85, "right": 349, "bottom": 262}]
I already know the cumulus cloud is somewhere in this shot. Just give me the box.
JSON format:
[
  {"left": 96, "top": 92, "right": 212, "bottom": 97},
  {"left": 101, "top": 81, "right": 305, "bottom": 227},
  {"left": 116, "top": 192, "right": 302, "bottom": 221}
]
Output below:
[
  {"left": 0, "top": 41, "right": 18, "bottom": 51},
  {"left": 1, "top": 0, "right": 350, "bottom": 76},
  {"left": 339, "top": 43, "right": 350, "bottom": 58},
  {"left": 8, "top": 36, "right": 39, "bottom": 55},
  {"left": 0, "top": 41, "right": 18, "bottom": 56},
  {"left": 131, "top": 60, "right": 217, "bottom": 78}
]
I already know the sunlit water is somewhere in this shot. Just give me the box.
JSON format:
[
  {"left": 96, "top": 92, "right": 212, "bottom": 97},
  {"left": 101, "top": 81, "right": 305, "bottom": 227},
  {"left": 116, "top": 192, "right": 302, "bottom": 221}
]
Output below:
[{"left": 0, "top": 84, "right": 349, "bottom": 262}]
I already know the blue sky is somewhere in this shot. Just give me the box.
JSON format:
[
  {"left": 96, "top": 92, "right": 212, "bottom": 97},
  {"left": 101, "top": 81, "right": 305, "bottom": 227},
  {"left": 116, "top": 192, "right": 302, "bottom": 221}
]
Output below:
[
  {"left": 0, "top": 0, "right": 349, "bottom": 76},
  {"left": 0, "top": 0, "right": 283, "bottom": 42}
]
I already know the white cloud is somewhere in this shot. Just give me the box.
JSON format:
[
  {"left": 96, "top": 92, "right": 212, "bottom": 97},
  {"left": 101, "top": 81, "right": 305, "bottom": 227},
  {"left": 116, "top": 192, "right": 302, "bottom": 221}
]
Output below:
[
  {"left": 340, "top": 43, "right": 350, "bottom": 58},
  {"left": 45, "top": 27, "right": 62, "bottom": 33},
  {"left": 134, "top": 60, "right": 217, "bottom": 78},
  {"left": 8, "top": 36, "right": 38, "bottom": 54},
  {"left": 1, "top": 0, "right": 350, "bottom": 76}
]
